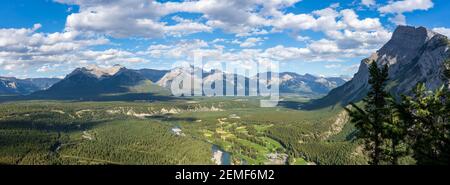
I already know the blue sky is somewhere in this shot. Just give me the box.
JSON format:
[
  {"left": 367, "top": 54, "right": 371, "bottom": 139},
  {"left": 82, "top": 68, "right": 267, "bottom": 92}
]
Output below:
[{"left": 0, "top": 0, "right": 449, "bottom": 78}]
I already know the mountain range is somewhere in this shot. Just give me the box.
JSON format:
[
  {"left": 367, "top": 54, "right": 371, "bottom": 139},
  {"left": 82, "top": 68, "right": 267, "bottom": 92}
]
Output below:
[
  {"left": 0, "top": 65, "right": 348, "bottom": 99},
  {"left": 26, "top": 64, "right": 346, "bottom": 99}
]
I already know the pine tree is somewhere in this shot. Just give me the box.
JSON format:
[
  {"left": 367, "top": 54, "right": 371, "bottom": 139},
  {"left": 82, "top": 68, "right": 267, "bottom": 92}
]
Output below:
[
  {"left": 384, "top": 96, "right": 410, "bottom": 165},
  {"left": 345, "top": 62, "right": 390, "bottom": 165},
  {"left": 399, "top": 84, "right": 449, "bottom": 164},
  {"left": 393, "top": 57, "right": 450, "bottom": 165}
]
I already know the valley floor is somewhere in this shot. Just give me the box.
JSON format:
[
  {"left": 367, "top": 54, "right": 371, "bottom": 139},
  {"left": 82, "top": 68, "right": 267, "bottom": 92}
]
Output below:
[{"left": 0, "top": 97, "right": 368, "bottom": 165}]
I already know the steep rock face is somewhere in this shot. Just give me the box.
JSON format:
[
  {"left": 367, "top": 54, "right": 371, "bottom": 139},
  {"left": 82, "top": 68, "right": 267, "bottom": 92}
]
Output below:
[
  {"left": 309, "top": 26, "right": 450, "bottom": 109},
  {"left": 377, "top": 26, "right": 447, "bottom": 94}
]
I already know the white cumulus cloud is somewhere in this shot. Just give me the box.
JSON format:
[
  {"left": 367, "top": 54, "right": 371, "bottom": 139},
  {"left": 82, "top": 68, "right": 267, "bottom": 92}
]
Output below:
[
  {"left": 0, "top": 24, "right": 146, "bottom": 74},
  {"left": 379, "top": 0, "right": 434, "bottom": 14},
  {"left": 239, "top": 37, "right": 265, "bottom": 48},
  {"left": 361, "top": 0, "right": 376, "bottom": 7},
  {"left": 432, "top": 27, "right": 450, "bottom": 38},
  {"left": 378, "top": 0, "right": 434, "bottom": 25}
]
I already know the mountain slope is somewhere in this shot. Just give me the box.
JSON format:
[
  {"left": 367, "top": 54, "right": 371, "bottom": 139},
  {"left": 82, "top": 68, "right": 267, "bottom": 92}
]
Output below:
[
  {"left": 135, "top": 69, "right": 169, "bottom": 83},
  {"left": 308, "top": 26, "right": 450, "bottom": 109}
]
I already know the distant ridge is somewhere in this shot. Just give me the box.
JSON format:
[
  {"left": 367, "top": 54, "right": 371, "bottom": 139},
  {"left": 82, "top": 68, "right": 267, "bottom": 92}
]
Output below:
[
  {"left": 0, "top": 76, "right": 60, "bottom": 95},
  {"left": 255, "top": 72, "right": 346, "bottom": 96}
]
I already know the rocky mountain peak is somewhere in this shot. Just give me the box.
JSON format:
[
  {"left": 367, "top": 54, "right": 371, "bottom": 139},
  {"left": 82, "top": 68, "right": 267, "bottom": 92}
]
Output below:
[
  {"left": 68, "top": 64, "right": 125, "bottom": 79},
  {"left": 85, "top": 64, "right": 124, "bottom": 77},
  {"left": 379, "top": 26, "right": 438, "bottom": 61},
  {"left": 391, "top": 26, "right": 436, "bottom": 43}
]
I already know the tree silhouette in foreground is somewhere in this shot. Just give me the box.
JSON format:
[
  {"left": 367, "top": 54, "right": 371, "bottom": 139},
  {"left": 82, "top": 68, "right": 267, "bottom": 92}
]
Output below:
[{"left": 345, "top": 62, "right": 389, "bottom": 165}]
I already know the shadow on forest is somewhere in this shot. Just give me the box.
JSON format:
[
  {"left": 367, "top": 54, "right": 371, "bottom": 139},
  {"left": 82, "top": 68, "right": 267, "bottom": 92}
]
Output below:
[
  {"left": 0, "top": 92, "right": 187, "bottom": 103},
  {"left": 86, "top": 93, "right": 183, "bottom": 102},
  {"left": 0, "top": 119, "right": 107, "bottom": 133},
  {"left": 146, "top": 115, "right": 197, "bottom": 122},
  {"left": 277, "top": 100, "right": 306, "bottom": 110},
  {"left": 277, "top": 100, "right": 343, "bottom": 111}
]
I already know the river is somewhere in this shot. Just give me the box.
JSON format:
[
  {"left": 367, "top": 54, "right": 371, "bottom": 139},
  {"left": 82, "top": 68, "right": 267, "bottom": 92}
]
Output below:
[{"left": 211, "top": 145, "right": 231, "bottom": 165}]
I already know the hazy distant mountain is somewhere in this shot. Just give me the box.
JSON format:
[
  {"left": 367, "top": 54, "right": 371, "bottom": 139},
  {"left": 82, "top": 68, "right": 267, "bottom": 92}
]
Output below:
[
  {"left": 256, "top": 72, "right": 346, "bottom": 96},
  {"left": 156, "top": 66, "right": 249, "bottom": 95},
  {"left": 156, "top": 66, "right": 204, "bottom": 88},
  {"left": 157, "top": 66, "right": 346, "bottom": 97},
  {"left": 0, "top": 76, "right": 60, "bottom": 95},
  {"left": 308, "top": 25, "right": 450, "bottom": 109}
]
